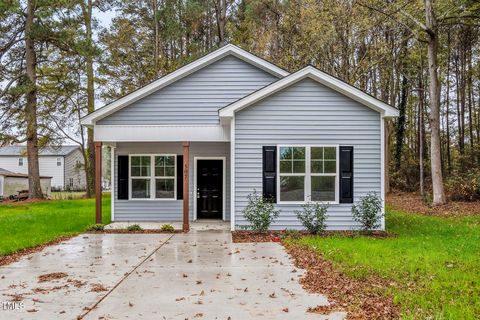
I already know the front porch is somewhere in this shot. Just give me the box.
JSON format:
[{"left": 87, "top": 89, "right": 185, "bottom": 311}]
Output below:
[{"left": 94, "top": 141, "right": 231, "bottom": 232}]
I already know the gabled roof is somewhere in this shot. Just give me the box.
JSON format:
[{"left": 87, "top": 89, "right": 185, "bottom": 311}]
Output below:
[
  {"left": 0, "top": 145, "right": 79, "bottom": 157},
  {"left": 219, "top": 66, "right": 399, "bottom": 122},
  {"left": 81, "top": 44, "right": 289, "bottom": 126}
]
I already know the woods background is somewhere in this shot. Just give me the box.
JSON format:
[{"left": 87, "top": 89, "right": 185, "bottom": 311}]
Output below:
[{"left": 1, "top": 0, "right": 479, "bottom": 202}]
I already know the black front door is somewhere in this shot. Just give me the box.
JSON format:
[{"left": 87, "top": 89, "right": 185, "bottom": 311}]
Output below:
[{"left": 197, "top": 160, "right": 223, "bottom": 219}]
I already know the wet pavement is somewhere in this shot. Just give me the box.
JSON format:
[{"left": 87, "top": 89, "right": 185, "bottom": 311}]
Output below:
[{"left": 0, "top": 231, "right": 346, "bottom": 319}]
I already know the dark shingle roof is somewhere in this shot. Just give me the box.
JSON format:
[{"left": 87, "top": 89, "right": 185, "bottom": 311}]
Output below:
[{"left": 0, "top": 145, "right": 79, "bottom": 156}]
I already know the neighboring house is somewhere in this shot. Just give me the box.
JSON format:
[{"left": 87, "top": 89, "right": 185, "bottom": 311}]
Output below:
[
  {"left": 0, "top": 146, "right": 86, "bottom": 191},
  {"left": 81, "top": 44, "right": 399, "bottom": 231},
  {"left": 0, "top": 168, "right": 52, "bottom": 198}
]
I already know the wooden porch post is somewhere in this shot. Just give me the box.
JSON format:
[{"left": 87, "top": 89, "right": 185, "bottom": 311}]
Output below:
[
  {"left": 183, "top": 141, "right": 190, "bottom": 232},
  {"left": 95, "top": 142, "right": 102, "bottom": 224}
]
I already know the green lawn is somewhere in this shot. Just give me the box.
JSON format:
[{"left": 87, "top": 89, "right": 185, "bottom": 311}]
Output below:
[
  {"left": 0, "top": 194, "right": 111, "bottom": 256},
  {"left": 296, "top": 206, "right": 480, "bottom": 319}
]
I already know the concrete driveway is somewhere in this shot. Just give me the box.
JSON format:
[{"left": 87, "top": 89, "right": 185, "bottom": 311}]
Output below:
[{"left": 0, "top": 231, "right": 345, "bottom": 319}]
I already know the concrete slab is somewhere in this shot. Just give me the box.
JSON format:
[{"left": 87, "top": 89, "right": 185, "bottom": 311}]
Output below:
[{"left": 0, "top": 231, "right": 346, "bottom": 320}]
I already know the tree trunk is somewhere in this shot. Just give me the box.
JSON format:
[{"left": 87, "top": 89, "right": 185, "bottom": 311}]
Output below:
[
  {"left": 418, "top": 65, "right": 425, "bottom": 197},
  {"left": 25, "top": 0, "right": 43, "bottom": 199},
  {"left": 445, "top": 30, "right": 452, "bottom": 174},
  {"left": 424, "top": 0, "right": 446, "bottom": 205},
  {"left": 214, "top": 0, "right": 226, "bottom": 46},
  {"left": 83, "top": 0, "right": 95, "bottom": 198},
  {"left": 395, "top": 75, "right": 408, "bottom": 171}
]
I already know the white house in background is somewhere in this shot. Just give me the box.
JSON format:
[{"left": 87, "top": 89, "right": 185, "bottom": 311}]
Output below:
[
  {"left": 0, "top": 145, "right": 86, "bottom": 191},
  {"left": 81, "top": 44, "right": 399, "bottom": 231}
]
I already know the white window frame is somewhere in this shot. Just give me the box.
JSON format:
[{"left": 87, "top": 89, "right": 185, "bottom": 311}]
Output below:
[
  {"left": 277, "top": 144, "right": 339, "bottom": 204},
  {"left": 56, "top": 157, "right": 62, "bottom": 166},
  {"left": 128, "top": 154, "right": 177, "bottom": 201},
  {"left": 18, "top": 158, "right": 24, "bottom": 166}
]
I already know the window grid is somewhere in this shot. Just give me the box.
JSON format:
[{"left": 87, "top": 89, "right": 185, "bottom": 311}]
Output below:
[
  {"left": 129, "top": 154, "right": 176, "bottom": 200},
  {"left": 277, "top": 145, "right": 339, "bottom": 204}
]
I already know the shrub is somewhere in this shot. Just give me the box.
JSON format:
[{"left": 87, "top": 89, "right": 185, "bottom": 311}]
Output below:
[
  {"left": 87, "top": 224, "right": 104, "bottom": 231},
  {"left": 242, "top": 190, "right": 280, "bottom": 232},
  {"left": 160, "top": 224, "right": 175, "bottom": 232},
  {"left": 127, "top": 224, "right": 142, "bottom": 231},
  {"left": 294, "top": 202, "right": 329, "bottom": 234},
  {"left": 351, "top": 192, "right": 383, "bottom": 231},
  {"left": 445, "top": 168, "right": 480, "bottom": 201}
]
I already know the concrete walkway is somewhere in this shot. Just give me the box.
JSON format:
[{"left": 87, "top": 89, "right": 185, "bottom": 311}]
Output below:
[{"left": 0, "top": 231, "right": 346, "bottom": 320}]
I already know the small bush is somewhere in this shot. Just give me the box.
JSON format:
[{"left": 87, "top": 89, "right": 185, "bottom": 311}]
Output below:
[
  {"left": 294, "top": 202, "right": 329, "bottom": 234},
  {"left": 351, "top": 192, "right": 383, "bottom": 231},
  {"left": 87, "top": 224, "right": 104, "bottom": 231},
  {"left": 280, "top": 229, "right": 301, "bottom": 240},
  {"left": 160, "top": 224, "right": 175, "bottom": 232},
  {"left": 445, "top": 168, "right": 480, "bottom": 201},
  {"left": 127, "top": 224, "right": 142, "bottom": 231},
  {"left": 242, "top": 190, "right": 280, "bottom": 232}
]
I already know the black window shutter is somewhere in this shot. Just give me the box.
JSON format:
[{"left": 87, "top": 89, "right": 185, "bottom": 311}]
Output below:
[
  {"left": 117, "top": 155, "right": 129, "bottom": 200},
  {"left": 262, "top": 146, "right": 277, "bottom": 202},
  {"left": 176, "top": 155, "right": 183, "bottom": 200},
  {"left": 339, "top": 146, "right": 354, "bottom": 203}
]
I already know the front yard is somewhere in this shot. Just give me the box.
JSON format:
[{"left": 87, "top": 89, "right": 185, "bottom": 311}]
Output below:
[
  {"left": 291, "top": 206, "right": 480, "bottom": 319},
  {"left": 0, "top": 194, "right": 110, "bottom": 257}
]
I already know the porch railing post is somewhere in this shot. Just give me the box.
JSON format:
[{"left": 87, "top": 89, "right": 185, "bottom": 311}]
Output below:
[
  {"left": 95, "top": 141, "right": 102, "bottom": 224},
  {"left": 182, "top": 141, "right": 190, "bottom": 232}
]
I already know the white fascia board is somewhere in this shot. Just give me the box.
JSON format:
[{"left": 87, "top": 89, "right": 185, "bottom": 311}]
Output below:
[
  {"left": 81, "top": 44, "right": 288, "bottom": 126},
  {"left": 94, "top": 125, "right": 230, "bottom": 142},
  {"left": 219, "top": 66, "right": 399, "bottom": 118}
]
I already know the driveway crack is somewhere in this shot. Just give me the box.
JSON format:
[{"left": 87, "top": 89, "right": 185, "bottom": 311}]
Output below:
[{"left": 77, "top": 234, "right": 175, "bottom": 319}]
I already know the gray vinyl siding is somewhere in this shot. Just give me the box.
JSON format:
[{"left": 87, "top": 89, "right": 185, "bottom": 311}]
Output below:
[
  {"left": 113, "top": 142, "right": 230, "bottom": 221},
  {"left": 98, "top": 56, "right": 278, "bottom": 125},
  {"left": 64, "top": 149, "right": 86, "bottom": 190},
  {"left": 234, "top": 78, "right": 382, "bottom": 230}
]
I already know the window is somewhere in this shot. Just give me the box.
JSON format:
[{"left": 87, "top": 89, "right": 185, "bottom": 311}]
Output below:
[
  {"left": 18, "top": 158, "right": 23, "bottom": 166},
  {"left": 69, "top": 178, "right": 74, "bottom": 187},
  {"left": 56, "top": 157, "right": 62, "bottom": 166},
  {"left": 279, "top": 147, "right": 305, "bottom": 202},
  {"left": 278, "top": 146, "right": 338, "bottom": 203},
  {"left": 130, "top": 155, "right": 176, "bottom": 200}
]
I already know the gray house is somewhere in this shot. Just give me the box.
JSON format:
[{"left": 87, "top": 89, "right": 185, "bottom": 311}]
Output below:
[
  {"left": 81, "top": 45, "right": 398, "bottom": 231},
  {"left": 0, "top": 145, "right": 86, "bottom": 191}
]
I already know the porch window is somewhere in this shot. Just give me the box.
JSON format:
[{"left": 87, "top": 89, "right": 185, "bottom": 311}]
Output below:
[
  {"left": 278, "top": 146, "right": 338, "bottom": 203},
  {"left": 130, "top": 154, "right": 176, "bottom": 200}
]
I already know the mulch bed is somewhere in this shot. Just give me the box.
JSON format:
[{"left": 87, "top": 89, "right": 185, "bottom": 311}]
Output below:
[
  {"left": 0, "top": 235, "right": 74, "bottom": 267},
  {"left": 388, "top": 192, "right": 480, "bottom": 216},
  {"left": 284, "top": 243, "right": 400, "bottom": 320},
  {"left": 232, "top": 230, "right": 394, "bottom": 243}
]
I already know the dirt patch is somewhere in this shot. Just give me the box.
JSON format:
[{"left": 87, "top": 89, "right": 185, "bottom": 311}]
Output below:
[
  {"left": 284, "top": 243, "right": 399, "bottom": 320},
  {"left": 388, "top": 192, "right": 480, "bottom": 216},
  {"left": 0, "top": 235, "right": 75, "bottom": 267},
  {"left": 38, "top": 272, "right": 68, "bottom": 283}
]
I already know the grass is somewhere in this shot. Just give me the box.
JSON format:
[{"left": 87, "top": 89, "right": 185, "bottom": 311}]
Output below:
[
  {"left": 0, "top": 193, "right": 111, "bottom": 256},
  {"left": 51, "top": 191, "right": 86, "bottom": 200},
  {"left": 296, "top": 206, "right": 480, "bottom": 319}
]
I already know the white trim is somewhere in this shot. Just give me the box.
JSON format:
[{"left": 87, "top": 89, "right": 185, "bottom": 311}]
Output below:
[
  {"left": 110, "top": 145, "right": 115, "bottom": 222},
  {"left": 219, "top": 66, "right": 399, "bottom": 122},
  {"left": 230, "top": 117, "right": 235, "bottom": 231},
  {"left": 128, "top": 154, "right": 177, "bottom": 201},
  {"left": 81, "top": 44, "right": 288, "bottom": 126},
  {"left": 276, "top": 145, "right": 339, "bottom": 205},
  {"left": 193, "top": 157, "right": 227, "bottom": 221},
  {"left": 93, "top": 125, "right": 230, "bottom": 142},
  {"left": 380, "top": 116, "right": 386, "bottom": 230}
]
